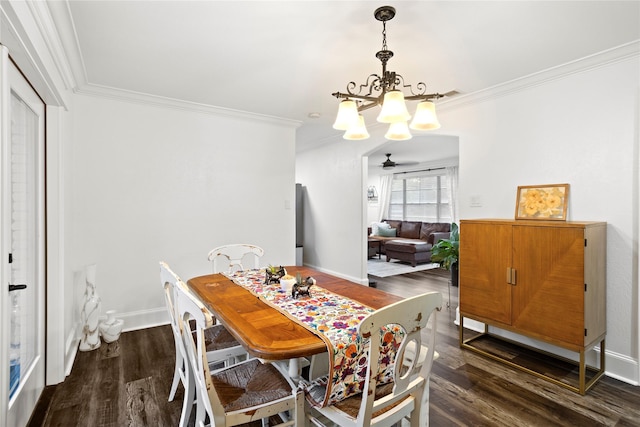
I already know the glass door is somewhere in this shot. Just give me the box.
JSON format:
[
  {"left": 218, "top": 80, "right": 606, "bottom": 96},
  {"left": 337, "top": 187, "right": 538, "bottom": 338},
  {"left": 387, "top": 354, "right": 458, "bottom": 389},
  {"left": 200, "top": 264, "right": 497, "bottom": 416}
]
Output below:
[{"left": 1, "top": 47, "right": 46, "bottom": 427}]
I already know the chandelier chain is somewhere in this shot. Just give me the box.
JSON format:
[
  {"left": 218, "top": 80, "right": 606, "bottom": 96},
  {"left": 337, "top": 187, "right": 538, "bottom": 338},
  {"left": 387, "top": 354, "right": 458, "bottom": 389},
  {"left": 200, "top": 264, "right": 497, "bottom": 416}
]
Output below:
[{"left": 381, "top": 20, "right": 388, "bottom": 51}]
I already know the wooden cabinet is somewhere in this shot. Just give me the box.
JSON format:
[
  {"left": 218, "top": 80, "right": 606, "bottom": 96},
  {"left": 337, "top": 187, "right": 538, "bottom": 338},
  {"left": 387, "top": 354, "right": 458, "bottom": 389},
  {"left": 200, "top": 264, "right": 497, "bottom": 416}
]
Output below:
[{"left": 459, "top": 219, "right": 606, "bottom": 394}]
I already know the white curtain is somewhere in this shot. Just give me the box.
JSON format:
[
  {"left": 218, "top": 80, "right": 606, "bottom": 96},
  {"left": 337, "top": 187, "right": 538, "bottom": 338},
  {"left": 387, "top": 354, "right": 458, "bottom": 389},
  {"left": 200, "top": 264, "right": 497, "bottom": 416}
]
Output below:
[
  {"left": 446, "top": 166, "right": 459, "bottom": 224},
  {"left": 377, "top": 174, "right": 394, "bottom": 221}
]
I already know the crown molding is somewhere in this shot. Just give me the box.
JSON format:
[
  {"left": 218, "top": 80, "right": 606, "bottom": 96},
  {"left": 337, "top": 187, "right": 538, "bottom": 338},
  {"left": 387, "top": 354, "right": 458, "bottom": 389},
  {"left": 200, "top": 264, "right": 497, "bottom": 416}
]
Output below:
[
  {"left": 0, "top": 0, "right": 70, "bottom": 106},
  {"left": 75, "top": 83, "right": 303, "bottom": 128},
  {"left": 437, "top": 40, "right": 640, "bottom": 111},
  {"left": 27, "top": 0, "right": 76, "bottom": 91}
]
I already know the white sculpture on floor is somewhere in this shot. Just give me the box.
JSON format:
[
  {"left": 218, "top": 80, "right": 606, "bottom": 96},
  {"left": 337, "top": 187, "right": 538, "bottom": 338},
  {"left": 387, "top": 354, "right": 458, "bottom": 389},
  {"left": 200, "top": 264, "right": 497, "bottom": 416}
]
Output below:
[
  {"left": 79, "top": 264, "right": 101, "bottom": 351},
  {"left": 99, "top": 310, "right": 124, "bottom": 343}
]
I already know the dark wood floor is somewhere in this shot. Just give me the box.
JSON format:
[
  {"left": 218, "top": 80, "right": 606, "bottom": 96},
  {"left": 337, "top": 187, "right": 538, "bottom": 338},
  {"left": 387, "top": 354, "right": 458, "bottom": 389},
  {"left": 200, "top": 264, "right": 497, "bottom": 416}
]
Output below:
[
  {"left": 374, "top": 268, "right": 640, "bottom": 427},
  {"left": 29, "top": 268, "right": 639, "bottom": 426}
]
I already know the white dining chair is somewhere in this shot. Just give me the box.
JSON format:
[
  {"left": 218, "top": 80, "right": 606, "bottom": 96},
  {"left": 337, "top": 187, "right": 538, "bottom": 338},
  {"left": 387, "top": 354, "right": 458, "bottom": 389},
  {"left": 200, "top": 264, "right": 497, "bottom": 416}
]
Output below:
[
  {"left": 174, "top": 276, "right": 304, "bottom": 427},
  {"left": 207, "top": 244, "right": 264, "bottom": 273},
  {"left": 304, "top": 291, "right": 442, "bottom": 427},
  {"left": 160, "top": 262, "right": 247, "bottom": 426}
]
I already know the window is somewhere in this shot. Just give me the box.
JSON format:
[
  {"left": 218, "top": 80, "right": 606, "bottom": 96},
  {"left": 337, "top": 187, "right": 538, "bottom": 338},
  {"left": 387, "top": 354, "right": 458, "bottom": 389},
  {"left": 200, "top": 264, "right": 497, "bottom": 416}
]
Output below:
[{"left": 389, "top": 172, "right": 451, "bottom": 222}]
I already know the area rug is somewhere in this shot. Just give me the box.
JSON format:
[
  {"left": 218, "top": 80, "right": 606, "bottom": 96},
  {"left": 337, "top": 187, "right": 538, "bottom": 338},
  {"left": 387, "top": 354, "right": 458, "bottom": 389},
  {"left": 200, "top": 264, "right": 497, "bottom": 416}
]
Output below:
[{"left": 367, "top": 258, "right": 440, "bottom": 278}]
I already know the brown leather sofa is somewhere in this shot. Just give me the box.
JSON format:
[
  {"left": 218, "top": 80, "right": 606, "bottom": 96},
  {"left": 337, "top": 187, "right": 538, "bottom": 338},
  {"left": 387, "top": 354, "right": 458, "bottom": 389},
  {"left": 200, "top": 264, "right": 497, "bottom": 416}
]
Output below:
[{"left": 369, "top": 220, "right": 451, "bottom": 266}]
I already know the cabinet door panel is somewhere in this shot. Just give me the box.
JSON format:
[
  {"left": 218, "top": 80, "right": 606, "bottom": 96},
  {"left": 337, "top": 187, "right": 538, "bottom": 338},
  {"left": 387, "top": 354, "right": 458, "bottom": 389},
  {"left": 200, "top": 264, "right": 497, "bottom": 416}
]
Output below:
[
  {"left": 512, "top": 226, "right": 585, "bottom": 346},
  {"left": 460, "top": 222, "right": 512, "bottom": 324}
]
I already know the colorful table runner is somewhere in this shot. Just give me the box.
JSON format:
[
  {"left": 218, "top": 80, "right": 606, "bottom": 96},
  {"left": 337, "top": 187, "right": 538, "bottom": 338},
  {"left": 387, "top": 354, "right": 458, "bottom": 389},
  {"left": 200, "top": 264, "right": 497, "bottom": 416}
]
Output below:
[{"left": 223, "top": 269, "right": 404, "bottom": 407}]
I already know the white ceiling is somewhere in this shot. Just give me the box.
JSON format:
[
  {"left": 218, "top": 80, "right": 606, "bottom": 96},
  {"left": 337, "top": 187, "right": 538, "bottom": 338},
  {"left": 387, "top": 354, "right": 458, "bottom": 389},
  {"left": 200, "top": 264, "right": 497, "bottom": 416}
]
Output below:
[{"left": 50, "top": 1, "right": 639, "bottom": 162}]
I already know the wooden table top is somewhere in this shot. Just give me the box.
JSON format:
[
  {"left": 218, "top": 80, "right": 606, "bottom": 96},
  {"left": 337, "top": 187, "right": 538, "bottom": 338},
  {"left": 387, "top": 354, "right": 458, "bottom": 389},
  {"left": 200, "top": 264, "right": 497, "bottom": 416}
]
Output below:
[{"left": 187, "top": 266, "right": 402, "bottom": 360}]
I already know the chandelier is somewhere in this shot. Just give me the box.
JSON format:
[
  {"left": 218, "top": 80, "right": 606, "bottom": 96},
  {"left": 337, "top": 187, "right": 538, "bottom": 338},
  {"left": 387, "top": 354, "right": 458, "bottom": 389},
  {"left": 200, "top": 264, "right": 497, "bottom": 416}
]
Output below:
[{"left": 332, "top": 6, "right": 453, "bottom": 141}]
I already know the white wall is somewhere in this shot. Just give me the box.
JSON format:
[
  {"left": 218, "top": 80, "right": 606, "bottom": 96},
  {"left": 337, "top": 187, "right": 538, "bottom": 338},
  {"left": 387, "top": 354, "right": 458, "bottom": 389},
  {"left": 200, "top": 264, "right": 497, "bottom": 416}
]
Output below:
[
  {"left": 296, "top": 136, "right": 383, "bottom": 283},
  {"left": 297, "top": 49, "right": 639, "bottom": 384},
  {"left": 69, "top": 94, "right": 298, "bottom": 330},
  {"left": 448, "top": 56, "right": 639, "bottom": 382}
]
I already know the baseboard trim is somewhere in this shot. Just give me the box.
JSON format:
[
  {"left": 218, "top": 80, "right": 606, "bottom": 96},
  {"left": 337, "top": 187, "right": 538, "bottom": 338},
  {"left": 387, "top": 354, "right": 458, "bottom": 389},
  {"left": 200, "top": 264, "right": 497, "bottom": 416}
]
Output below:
[
  {"left": 602, "top": 349, "right": 639, "bottom": 386},
  {"left": 64, "top": 332, "right": 78, "bottom": 378},
  {"left": 119, "top": 307, "right": 169, "bottom": 333},
  {"left": 302, "top": 263, "right": 368, "bottom": 286}
]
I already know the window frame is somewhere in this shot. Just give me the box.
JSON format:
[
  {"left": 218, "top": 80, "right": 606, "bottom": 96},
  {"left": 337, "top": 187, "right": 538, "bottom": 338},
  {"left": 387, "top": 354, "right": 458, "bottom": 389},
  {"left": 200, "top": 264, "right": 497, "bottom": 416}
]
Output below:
[{"left": 388, "top": 170, "right": 451, "bottom": 223}]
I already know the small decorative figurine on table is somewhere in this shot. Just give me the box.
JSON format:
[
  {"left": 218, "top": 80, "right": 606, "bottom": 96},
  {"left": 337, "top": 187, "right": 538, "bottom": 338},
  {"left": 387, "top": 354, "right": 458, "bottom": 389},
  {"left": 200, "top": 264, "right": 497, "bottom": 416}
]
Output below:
[
  {"left": 292, "top": 274, "right": 316, "bottom": 299},
  {"left": 265, "top": 265, "right": 286, "bottom": 284}
]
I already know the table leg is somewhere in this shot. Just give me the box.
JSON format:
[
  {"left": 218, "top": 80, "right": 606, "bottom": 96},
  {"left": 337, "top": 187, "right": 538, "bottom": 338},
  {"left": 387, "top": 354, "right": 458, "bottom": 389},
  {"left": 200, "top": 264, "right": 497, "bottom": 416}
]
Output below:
[{"left": 288, "top": 357, "right": 302, "bottom": 383}]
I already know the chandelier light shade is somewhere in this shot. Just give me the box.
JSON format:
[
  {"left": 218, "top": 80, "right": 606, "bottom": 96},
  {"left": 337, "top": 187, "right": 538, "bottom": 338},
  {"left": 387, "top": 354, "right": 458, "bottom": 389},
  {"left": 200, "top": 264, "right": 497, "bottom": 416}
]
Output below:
[
  {"left": 410, "top": 101, "right": 441, "bottom": 130},
  {"left": 332, "top": 5, "right": 455, "bottom": 141},
  {"left": 384, "top": 121, "right": 412, "bottom": 141},
  {"left": 377, "top": 90, "right": 411, "bottom": 123},
  {"left": 332, "top": 99, "right": 359, "bottom": 130},
  {"left": 344, "top": 115, "right": 370, "bottom": 140}
]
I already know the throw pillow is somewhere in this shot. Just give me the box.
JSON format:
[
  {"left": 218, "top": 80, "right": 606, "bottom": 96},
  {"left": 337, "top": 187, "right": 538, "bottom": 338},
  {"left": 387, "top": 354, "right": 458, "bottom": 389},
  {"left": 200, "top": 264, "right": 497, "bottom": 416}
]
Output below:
[
  {"left": 377, "top": 227, "right": 397, "bottom": 237},
  {"left": 371, "top": 222, "right": 391, "bottom": 235}
]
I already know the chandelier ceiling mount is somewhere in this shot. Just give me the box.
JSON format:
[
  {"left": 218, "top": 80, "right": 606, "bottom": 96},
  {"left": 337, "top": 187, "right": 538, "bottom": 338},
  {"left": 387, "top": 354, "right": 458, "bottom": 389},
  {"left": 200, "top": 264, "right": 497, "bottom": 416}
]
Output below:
[{"left": 332, "top": 6, "right": 457, "bottom": 140}]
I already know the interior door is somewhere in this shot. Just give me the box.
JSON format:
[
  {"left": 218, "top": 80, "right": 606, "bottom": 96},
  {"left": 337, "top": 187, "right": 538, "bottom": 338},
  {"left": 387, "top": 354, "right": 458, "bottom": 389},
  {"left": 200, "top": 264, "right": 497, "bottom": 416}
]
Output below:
[{"left": 1, "top": 48, "right": 46, "bottom": 426}]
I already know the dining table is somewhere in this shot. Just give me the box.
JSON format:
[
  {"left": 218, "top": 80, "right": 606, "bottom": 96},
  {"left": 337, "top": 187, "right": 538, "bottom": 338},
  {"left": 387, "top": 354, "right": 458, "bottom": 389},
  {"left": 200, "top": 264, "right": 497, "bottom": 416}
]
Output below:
[{"left": 186, "top": 265, "right": 403, "bottom": 386}]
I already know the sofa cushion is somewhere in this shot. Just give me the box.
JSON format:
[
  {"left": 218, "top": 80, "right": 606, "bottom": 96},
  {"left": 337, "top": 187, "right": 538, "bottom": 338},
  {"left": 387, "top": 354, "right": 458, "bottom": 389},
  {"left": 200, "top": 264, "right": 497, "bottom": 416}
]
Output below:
[
  {"left": 420, "top": 223, "right": 451, "bottom": 244},
  {"left": 385, "top": 241, "right": 433, "bottom": 253},
  {"left": 385, "top": 220, "right": 403, "bottom": 235},
  {"left": 377, "top": 227, "right": 397, "bottom": 237},
  {"left": 431, "top": 232, "right": 451, "bottom": 244},
  {"left": 399, "top": 221, "right": 422, "bottom": 239}
]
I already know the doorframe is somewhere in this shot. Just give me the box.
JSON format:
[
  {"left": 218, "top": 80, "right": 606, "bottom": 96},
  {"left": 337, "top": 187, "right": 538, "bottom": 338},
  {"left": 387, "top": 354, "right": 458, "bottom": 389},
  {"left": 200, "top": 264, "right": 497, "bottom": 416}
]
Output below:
[
  {"left": 1, "top": 0, "right": 70, "bottom": 403},
  {"left": 2, "top": 47, "right": 48, "bottom": 426},
  {"left": 0, "top": 46, "right": 11, "bottom": 427}
]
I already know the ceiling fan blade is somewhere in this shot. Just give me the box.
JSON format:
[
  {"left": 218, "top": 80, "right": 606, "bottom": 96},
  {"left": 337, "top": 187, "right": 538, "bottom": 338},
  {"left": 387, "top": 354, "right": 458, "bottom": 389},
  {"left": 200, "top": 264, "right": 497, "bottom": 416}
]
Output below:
[
  {"left": 379, "top": 153, "right": 420, "bottom": 168},
  {"left": 381, "top": 153, "right": 396, "bottom": 168}
]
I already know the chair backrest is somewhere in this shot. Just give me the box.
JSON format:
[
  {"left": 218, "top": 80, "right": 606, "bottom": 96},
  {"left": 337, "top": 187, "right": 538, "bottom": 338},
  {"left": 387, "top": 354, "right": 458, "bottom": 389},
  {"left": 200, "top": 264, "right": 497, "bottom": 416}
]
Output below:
[
  {"left": 355, "top": 291, "right": 442, "bottom": 425},
  {"left": 173, "top": 275, "right": 227, "bottom": 424},
  {"left": 160, "top": 261, "right": 182, "bottom": 337},
  {"left": 207, "top": 244, "right": 264, "bottom": 273}
]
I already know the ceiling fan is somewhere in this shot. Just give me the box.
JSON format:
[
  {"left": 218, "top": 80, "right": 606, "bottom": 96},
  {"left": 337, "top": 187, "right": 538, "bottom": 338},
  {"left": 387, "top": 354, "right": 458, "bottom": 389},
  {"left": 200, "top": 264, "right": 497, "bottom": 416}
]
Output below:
[{"left": 381, "top": 153, "right": 418, "bottom": 169}]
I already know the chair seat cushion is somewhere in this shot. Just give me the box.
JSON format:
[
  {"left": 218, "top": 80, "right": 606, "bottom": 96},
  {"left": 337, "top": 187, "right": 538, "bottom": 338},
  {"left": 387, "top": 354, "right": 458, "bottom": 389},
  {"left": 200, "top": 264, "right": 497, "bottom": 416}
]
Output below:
[
  {"left": 188, "top": 320, "right": 241, "bottom": 351},
  {"left": 202, "top": 323, "right": 241, "bottom": 351},
  {"left": 334, "top": 382, "right": 400, "bottom": 418},
  {"left": 306, "top": 381, "right": 410, "bottom": 419},
  {"left": 211, "top": 359, "right": 292, "bottom": 412}
]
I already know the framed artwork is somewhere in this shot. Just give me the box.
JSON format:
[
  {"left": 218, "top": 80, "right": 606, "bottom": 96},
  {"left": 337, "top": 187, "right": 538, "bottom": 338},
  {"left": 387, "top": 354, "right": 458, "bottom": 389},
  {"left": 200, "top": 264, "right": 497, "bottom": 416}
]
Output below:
[{"left": 515, "top": 184, "right": 569, "bottom": 220}]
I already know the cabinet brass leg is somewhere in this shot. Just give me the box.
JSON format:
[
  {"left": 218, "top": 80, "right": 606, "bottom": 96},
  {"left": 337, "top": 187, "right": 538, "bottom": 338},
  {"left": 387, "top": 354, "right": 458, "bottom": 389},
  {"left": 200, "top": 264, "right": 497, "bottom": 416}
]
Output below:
[
  {"left": 459, "top": 316, "right": 606, "bottom": 395},
  {"left": 579, "top": 349, "right": 586, "bottom": 395}
]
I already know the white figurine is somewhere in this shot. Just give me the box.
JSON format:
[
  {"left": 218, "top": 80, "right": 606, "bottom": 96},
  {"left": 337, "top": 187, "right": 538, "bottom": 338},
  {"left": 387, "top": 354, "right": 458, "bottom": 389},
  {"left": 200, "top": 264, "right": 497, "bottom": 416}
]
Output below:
[
  {"left": 99, "top": 310, "right": 124, "bottom": 343},
  {"left": 79, "top": 264, "right": 101, "bottom": 351}
]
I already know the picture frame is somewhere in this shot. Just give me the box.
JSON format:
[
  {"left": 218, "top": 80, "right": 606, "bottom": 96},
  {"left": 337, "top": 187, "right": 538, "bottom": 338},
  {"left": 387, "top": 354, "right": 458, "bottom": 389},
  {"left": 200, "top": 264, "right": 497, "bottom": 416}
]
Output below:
[{"left": 515, "top": 184, "right": 569, "bottom": 220}]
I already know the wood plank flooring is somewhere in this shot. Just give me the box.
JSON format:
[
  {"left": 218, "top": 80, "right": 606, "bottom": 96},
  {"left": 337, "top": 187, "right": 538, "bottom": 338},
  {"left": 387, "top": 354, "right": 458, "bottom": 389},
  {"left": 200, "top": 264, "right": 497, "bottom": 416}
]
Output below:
[
  {"left": 374, "top": 269, "right": 640, "bottom": 427},
  {"left": 29, "top": 268, "right": 639, "bottom": 426}
]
